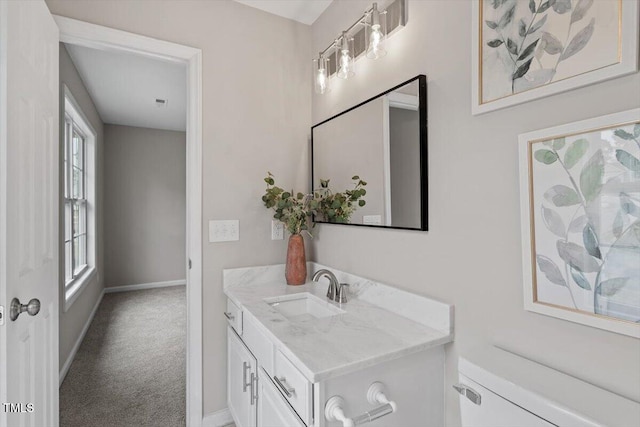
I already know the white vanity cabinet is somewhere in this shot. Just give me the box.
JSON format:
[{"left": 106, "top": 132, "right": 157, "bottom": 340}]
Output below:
[
  {"left": 227, "top": 306, "right": 310, "bottom": 427},
  {"left": 258, "top": 368, "right": 306, "bottom": 427},
  {"left": 227, "top": 327, "right": 257, "bottom": 427},
  {"left": 223, "top": 265, "right": 453, "bottom": 427}
]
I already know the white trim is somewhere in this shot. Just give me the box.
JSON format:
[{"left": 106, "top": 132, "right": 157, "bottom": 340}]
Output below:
[
  {"left": 64, "top": 267, "right": 97, "bottom": 312},
  {"left": 104, "top": 280, "right": 186, "bottom": 294},
  {"left": 387, "top": 92, "right": 419, "bottom": 111},
  {"left": 63, "top": 85, "right": 96, "bottom": 136},
  {"left": 59, "top": 288, "right": 105, "bottom": 386},
  {"left": 202, "top": 409, "right": 234, "bottom": 427},
  {"left": 381, "top": 96, "right": 392, "bottom": 226},
  {"left": 471, "top": 0, "right": 640, "bottom": 115},
  {"left": 518, "top": 108, "right": 640, "bottom": 338},
  {"left": 55, "top": 16, "right": 204, "bottom": 427}
]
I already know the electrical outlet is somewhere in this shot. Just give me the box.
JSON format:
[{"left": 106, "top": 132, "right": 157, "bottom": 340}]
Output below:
[
  {"left": 363, "top": 215, "right": 382, "bottom": 225},
  {"left": 209, "top": 220, "right": 239, "bottom": 242},
  {"left": 271, "top": 220, "right": 284, "bottom": 240}
]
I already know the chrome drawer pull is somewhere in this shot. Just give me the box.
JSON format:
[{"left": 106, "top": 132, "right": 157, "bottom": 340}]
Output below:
[
  {"left": 273, "top": 376, "right": 295, "bottom": 398},
  {"left": 242, "top": 362, "right": 251, "bottom": 392},
  {"left": 224, "top": 311, "right": 235, "bottom": 321},
  {"left": 250, "top": 372, "right": 258, "bottom": 405},
  {"left": 453, "top": 383, "right": 481, "bottom": 406}
]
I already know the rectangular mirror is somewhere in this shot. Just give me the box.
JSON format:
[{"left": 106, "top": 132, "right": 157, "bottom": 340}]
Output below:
[{"left": 311, "top": 75, "right": 427, "bottom": 230}]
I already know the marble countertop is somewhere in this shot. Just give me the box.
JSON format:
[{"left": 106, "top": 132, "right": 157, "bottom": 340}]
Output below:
[{"left": 224, "top": 266, "right": 453, "bottom": 383}]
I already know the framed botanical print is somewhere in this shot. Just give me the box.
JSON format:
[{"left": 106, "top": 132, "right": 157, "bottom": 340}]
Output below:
[
  {"left": 519, "top": 109, "right": 640, "bottom": 337},
  {"left": 472, "top": 0, "right": 639, "bottom": 114}
]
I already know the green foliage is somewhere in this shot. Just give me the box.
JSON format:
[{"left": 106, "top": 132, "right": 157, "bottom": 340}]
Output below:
[
  {"left": 313, "top": 176, "right": 367, "bottom": 224},
  {"left": 262, "top": 172, "right": 312, "bottom": 235},
  {"left": 262, "top": 172, "right": 368, "bottom": 234}
]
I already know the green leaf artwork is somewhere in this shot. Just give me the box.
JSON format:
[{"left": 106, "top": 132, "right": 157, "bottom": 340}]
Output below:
[
  {"left": 563, "top": 138, "right": 588, "bottom": 168},
  {"left": 528, "top": 118, "right": 640, "bottom": 326},
  {"left": 570, "top": 267, "right": 591, "bottom": 290},
  {"left": 480, "top": 0, "right": 620, "bottom": 105},
  {"left": 579, "top": 150, "right": 603, "bottom": 202},
  {"left": 596, "top": 278, "right": 629, "bottom": 297},
  {"left": 542, "top": 206, "right": 565, "bottom": 237},
  {"left": 615, "top": 150, "right": 640, "bottom": 173},
  {"left": 544, "top": 185, "right": 580, "bottom": 207},
  {"left": 536, "top": 255, "right": 566, "bottom": 286},
  {"left": 534, "top": 149, "right": 558, "bottom": 164}
]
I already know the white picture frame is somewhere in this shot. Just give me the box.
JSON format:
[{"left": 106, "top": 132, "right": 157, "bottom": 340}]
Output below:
[
  {"left": 519, "top": 108, "right": 640, "bottom": 338},
  {"left": 472, "top": 0, "right": 639, "bottom": 115}
]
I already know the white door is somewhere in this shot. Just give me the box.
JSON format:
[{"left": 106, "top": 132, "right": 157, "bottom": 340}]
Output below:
[
  {"left": 257, "top": 369, "right": 304, "bottom": 427},
  {"left": 228, "top": 327, "right": 257, "bottom": 427},
  {"left": 0, "top": 1, "right": 60, "bottom": 426}
]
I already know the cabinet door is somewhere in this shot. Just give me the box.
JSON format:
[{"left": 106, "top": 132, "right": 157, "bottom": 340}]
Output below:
[
  {"left": 228, "top": 327, "right": 257, "bottom": 427},
  {"left": 258, "top": 368, "right": 305, "bottom": 427}
]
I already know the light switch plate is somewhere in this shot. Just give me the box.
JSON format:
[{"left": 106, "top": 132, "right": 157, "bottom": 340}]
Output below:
[
  {"left": 209, "top": 220, "right": 239, "bottom": 242},
  {"left": 271, "top": 220, "right": 284, "bottom": 240}
]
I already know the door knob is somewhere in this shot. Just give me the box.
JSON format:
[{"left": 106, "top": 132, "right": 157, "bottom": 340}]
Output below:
[{"left": 10, "top": 298, "right": 40, "bottom": 321}]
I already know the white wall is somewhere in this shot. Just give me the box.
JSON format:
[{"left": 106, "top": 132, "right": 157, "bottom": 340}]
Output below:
[
  {"left": 45, "top": 0, "right": 312, "bottom": 415},
  {"left": 311, "top": 1, "right": 640, "bottom": 425},
  {"left": 58, "top": 44, "right": 104, "bottom": 371},
  {"left": 103, "top": 124, "right": 186, "bottom": 287}
]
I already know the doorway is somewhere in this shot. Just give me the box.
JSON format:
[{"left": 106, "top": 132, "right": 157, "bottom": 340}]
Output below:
[{"left": 56, "top": 16, "right": 203, "bottom": 426}]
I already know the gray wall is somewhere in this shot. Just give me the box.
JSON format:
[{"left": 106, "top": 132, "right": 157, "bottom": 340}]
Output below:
[
  {"left": 389, "top": 106, "right": 420, "bottom": 228},
  {"left": 58, "top": 44, "right": 104, "bottom": 371},
  {"left": 313, "top": 97, "right": 386, "bottom": 224},
  {"left": 45, "top": 0, "right": 312, "bottom": 415},
  {"left": 103, "top": 124, "right": 186, "bottom": 287},
  {"left": 311, "top": 1, "right": 640, "bottom": 425}
]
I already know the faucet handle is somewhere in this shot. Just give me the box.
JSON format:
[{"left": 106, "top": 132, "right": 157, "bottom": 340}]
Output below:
[{"left": 336, "top": 283, "right": 349, "bottom": 303}]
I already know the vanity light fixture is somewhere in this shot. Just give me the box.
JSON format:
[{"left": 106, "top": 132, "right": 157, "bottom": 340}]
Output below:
[
  {"left": 313, "top": 54, "right": 330, "bottom": 94},
  {"left": 336, "top": 32, "right": 355, "bottom": 80},
  {"left": 312, "top": 0, "right": 407, "bottom": 95},
  {"left": 365, "top": 3, "right": 387, "bottom": 59}
]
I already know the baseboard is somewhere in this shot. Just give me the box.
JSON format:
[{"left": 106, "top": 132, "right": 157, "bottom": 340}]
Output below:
[
  {"left": 104, "top": 279, "right": 186, "bottom": 293},
  {"left": 59, "top": 287, "right": 105, "bottom": 387},
  {"left": 202, "top": 409, "right": 234, "bottom": 427}
]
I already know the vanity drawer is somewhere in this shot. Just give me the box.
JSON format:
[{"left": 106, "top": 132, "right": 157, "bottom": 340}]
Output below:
[
  {"left": 225, "top": 298, "right": 243, "bottom": 335},
  {"left": 273, "top": 350, "right": 312, "bottom": 425},
  {"left": 243, "top": 314, "right": 274, "bottom": 374}
]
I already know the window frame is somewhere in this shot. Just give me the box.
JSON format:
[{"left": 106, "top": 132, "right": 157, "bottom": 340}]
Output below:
[
  {"left": 64, "top": 115, "right": 89, "bottom": 285},
  {"left": 63, "top": 85, "right": 97, "bottom": 311}
]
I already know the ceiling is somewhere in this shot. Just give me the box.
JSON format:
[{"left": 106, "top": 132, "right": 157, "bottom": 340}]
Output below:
[
  {"left": 65, "top": 44, "right": 187, "bottom": 132},
  {"left": 233, "top": 0, "right": 333, "bottom": 25}
]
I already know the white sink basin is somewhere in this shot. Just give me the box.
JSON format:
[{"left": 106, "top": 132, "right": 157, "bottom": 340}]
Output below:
[{"left": 265, "top": 293, "right": 345, "bottom": 320}]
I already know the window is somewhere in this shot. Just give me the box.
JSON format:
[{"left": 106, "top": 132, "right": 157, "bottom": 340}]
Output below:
[
  {"left": 64, "top": 116, "right": 88, "bottom": 283},
  {"left": 63, "top": 87, "right": 96, "bottom": 309}
]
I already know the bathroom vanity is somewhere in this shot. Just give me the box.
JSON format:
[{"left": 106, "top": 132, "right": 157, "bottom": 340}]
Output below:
[{"left": 223, "top": 264, "right": 453, "bottom": 427}]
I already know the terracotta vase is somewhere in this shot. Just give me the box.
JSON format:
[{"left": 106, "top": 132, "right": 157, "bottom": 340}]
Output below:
[{"left": 285, "top": 234, "right": 307, "bottom": 286}]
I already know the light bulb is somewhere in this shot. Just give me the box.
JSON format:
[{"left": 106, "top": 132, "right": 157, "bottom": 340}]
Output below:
[
  {"left": 317, "top": 68, "right": 327, "bottom": 93},
  {"left": 314, "top": 55, "right": 331, "bottom": 94},
  {"left": 338, "top": 51, "right": 352, "bottom": 79},
  {"left": 336, "top": 32, "right": 355, "bottom": 80},
  {"left": 366, "top": 3, "right": 387, "bottom": 59}
]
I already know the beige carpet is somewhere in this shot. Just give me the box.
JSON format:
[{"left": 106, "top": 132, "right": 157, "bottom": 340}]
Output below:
[{"left": 60, "top": 286, "right": 186, "bottom": 427}]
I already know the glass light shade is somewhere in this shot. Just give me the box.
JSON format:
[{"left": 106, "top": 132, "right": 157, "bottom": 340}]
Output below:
[
  {"left": 366, "top": 4, "right": 387, "bottom": 60},
  {"left": 336, "top": 34, "right": 355, "bottom": 80},
  {"left": 313, "top": 55, "right": 331, "bottom": 94}
]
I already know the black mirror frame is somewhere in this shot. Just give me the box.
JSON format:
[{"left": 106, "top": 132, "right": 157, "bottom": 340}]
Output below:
[{"left": 311, "top": 74, "right": 428, "bottom": 231}]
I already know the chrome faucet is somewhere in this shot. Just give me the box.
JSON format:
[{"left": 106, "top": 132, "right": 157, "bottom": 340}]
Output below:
[{"left": 312, "top": 269, "right": 339, "bottom": 301}]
